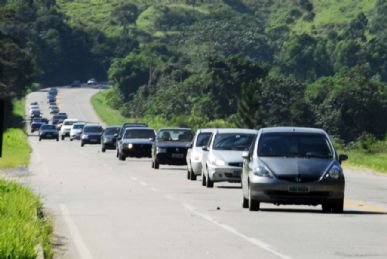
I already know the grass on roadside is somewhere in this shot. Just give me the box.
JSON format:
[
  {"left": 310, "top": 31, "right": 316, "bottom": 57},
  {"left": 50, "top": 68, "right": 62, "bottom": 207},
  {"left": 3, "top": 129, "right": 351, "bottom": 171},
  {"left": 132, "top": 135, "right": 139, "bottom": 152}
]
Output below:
[
  {"left": 0, "top": 179, "right": 53, "bottom": 258},
  {"left": 0, "top": 99, "right": 31, "bottom": 169},
  {"left": 343, "top": 150, "right": 387, "bottom": 173}
]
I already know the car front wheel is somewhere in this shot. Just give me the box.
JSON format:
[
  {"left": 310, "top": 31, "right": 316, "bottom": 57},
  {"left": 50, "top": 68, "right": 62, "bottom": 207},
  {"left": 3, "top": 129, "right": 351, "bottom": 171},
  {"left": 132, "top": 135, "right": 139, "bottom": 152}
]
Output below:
[
  {"left": 206, "top": 172, "right": 214, "bottom": 188},
  {"left": 248, "top": 186, "right": 260, "bottom": 211}
]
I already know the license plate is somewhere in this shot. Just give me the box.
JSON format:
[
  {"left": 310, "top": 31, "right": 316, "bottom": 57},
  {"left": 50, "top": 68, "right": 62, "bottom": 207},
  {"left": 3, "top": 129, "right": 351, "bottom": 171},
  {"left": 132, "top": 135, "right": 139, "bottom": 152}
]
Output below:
[
  {"left": 90, "top": 139, "right": 98, "bottom": 142},
  {"left": 288, "top": 185, "right": 310, "bottom": 193},
  {"left": 172, "top": 153, "right": 184, "bottom": 159},
  {"left": 46, "top": 134, "right": 52, "bottom": 137}
]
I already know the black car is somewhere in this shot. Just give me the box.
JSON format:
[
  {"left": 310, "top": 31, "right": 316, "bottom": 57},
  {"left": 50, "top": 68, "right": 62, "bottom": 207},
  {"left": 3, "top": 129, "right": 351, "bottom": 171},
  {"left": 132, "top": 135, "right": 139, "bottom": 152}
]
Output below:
[
  {"left": 101, "top": 126, "right": 121, "bottom": 152},
  {"left": 52, "top": 114, "right": 67, "bottom": 125},
  {"left": 81, "top": 124, "right": 104, "bottom": 147},
  {"left": 30, "top": 110, "right": 41, "bottom": 119},
  {"left": 39, "top": 124, "right": 59, "bottom": 141},
  {"left": 116, "top": 127, "right": 155, "bottom": 160},
  {"left": 30, "top": 117, "right": 48, "bottom": 126},
  {"left": 31, "top": 121, "right": 47, "bottom": 133},
  {"left": 152, "top": 128, "right": 194, "bottom": 169},
  {"left": 115, "top": 123, "right": 148, "bottom": 153}
]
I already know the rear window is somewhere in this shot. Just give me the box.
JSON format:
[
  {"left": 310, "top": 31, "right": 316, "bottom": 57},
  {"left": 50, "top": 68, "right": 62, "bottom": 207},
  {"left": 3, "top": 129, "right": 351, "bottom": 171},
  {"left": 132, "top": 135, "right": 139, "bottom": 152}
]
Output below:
[
  {"left": 258, "top": 133, "right": 333, "bottom": 159},
  {"left": 195, "top": 132, "right": 212, "bottom": 147},
  {"left": 213, "top": 133, "right": 255, "bottom": 151}
]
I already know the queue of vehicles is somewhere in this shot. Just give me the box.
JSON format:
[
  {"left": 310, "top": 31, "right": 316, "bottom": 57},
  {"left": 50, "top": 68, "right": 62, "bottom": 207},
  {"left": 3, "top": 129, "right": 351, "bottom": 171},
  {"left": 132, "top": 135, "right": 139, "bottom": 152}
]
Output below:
[{"left": 29, "top": 87, "right": 348, "bottom": 213}]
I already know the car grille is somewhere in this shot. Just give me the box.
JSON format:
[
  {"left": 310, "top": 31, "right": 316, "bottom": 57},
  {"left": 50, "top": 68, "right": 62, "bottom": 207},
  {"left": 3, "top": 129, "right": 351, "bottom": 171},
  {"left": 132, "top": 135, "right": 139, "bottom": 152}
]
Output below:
[
  {"left": 228, "top": 162, "right": 243, "bottom": 167},
  {"left": 166, "top": 147, "right": 187, "bottom": 154},
  {"left": 265, "top": 191, "right": 330, "bottom": 197},
  {"left": 276, "top": 175, "right": 321, "bottom": 183},
  {"left": 133, "top": 144, "right": 151, "bottom": 150}
]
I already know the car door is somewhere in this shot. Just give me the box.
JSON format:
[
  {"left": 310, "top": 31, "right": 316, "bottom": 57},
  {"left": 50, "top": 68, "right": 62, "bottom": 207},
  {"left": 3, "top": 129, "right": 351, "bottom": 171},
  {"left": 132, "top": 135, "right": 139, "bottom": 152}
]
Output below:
[{"left": 242, "top": 133, "right": 258, "bottom": 197}]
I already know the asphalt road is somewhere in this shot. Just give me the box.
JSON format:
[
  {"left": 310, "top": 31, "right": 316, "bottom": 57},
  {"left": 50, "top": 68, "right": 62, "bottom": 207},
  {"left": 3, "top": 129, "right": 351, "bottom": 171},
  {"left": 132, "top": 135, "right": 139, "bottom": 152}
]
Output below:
[{"left": 25, "top": 88, "right": 387, "bottom": 259}]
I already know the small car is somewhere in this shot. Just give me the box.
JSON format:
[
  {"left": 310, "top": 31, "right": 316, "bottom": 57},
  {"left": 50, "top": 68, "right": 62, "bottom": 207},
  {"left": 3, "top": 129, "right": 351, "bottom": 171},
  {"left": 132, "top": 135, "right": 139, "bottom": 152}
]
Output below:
[
  {"left": 115, "top": 123, "right": 148, "bottom": 152},
  {"left": 186, "top": 128, "right": 214, "bottom": 181},
  {"left": 87, "top": 78, "right": 97, "bottom": 85},
  {"left": 101, "top": 126, "right": 121, "bottom": 152},
  {"left": 60, "top": 119, "right": 79, "bottom": 140},
  {"left": 31, "top": 121, "right": 47, "bottom": 133},
  {"left": 116, "top": 127, "right": 156, "bottom": 160},
  {"left": 30, "top": 117, "right": 48, "bottom": 126},
  {"left": 81, "top": 124, "right": 104, "bottom": 146},
  {"left": 39, "top": 124, "right": 59, "bottom": 141},
  {"left": 30, "top": 110, "right": 41, "bottom": 119},
  {"left": 52, "top": 114, "right": 67, "bottom": 125},
  {"left": 70, "top": 80, "right": 81, "bottom": 87},
  {"left": 151, "top": 128, "right": 194, "bottom": 169},
  {"left": 241, "top": 127, "right": 347, "bottom": 213},
  {"left": 70, "top": 122, "right": 86, "bottom": 141},
  {"left": 201, "top": 128, "right": 257, "bottom": 188},
  {"left": 50, "top": 106, "right": 59, "bottom": 114}
]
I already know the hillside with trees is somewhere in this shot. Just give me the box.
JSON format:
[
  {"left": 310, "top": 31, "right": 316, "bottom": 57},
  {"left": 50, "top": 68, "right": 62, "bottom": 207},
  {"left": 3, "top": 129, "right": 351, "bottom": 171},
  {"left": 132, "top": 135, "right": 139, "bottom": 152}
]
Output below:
[{"left": 1, "top": 0, "right": 387, "bottom": 145}]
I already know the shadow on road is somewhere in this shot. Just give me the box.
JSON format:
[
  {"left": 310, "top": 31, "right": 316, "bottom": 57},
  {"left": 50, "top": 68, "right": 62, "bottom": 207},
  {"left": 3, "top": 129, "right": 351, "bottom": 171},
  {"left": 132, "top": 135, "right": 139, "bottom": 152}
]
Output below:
[
  {"left": 260, "top": 208, "right": 387, "bottom": 215},
  {"left": 159, "top": 167, "right": 186, "bottom": 171},
  {"left": 216, "top": 185, "right": 242, "bottom": 189}
]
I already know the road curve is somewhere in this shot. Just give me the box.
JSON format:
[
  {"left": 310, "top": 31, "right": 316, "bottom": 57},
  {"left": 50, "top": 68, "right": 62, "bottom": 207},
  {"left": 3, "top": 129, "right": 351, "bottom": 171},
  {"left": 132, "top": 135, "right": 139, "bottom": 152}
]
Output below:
[{"left": 25, "top": 88, "right": 387, "bottom": 259}]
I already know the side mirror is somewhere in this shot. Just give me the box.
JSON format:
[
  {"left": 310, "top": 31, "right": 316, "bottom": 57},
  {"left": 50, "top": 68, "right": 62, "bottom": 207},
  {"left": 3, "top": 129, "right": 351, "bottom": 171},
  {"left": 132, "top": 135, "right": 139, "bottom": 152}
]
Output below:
[
  {"left": 242, "top": 151, "right": 249, "bottom": 159},
  {"left": 339, "top": 154, "right": 348, "bottom": 163},
  {"left": 202, "top": 146, "right": 209, "bottom": 151}
]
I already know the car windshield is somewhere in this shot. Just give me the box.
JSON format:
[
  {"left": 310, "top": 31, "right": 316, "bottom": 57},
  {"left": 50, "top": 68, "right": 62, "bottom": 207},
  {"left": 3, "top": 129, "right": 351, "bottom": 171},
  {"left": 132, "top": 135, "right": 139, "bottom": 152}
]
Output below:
[
  {"left": 258, "top": 133, "right": 334, "bottom": 159},
  {"left": 213, "top": 133, "right": 255, "bottom": 151},
  {"left": 84, "top": 126, "right": 103, "bottom": 133},
  {"left": 41, "top": 125, "right": 56, "bottom": 130},
  {"left": 64, "top": 121, "right": 76, "bottom": 125},
  {"left": 73, "top": 124, "right": 84, "bottom": 129},
  {"left": 105, "top": 127, "right": 120, "bottom": 135},
  {"left": 124, "top": 129, "right": 155, "bottom": 139},
  {"left": 158, "top": 129, "right": 193, "bottom": 142},
  {"left": 195, "top": 132, "right": 212, "bottom": 147}
]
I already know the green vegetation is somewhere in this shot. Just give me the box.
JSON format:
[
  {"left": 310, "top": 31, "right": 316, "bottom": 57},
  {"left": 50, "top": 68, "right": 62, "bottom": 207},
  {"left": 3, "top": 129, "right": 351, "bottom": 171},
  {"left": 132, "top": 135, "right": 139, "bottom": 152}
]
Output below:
[
  {"left": 0, "top": 179, "right": 53, "bottom": 258},
  {"left": 0, "top": 99, "right": 31, "bottom": 168}
]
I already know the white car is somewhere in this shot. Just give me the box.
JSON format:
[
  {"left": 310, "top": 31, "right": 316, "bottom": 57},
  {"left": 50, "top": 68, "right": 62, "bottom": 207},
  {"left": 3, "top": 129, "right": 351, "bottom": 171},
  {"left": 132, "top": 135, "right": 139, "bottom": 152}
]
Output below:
[
  {"left": 186, "top": 128, "right": 214, "bottom": 181},
  {"left": 60, "top": 119, "right": 79, "bottom": 140},
  {"left": 70, "top": 122, "right": 86, "bottom": 141},
  {"left": 201, "top": 128, "right": 258, "bottom": 188}
]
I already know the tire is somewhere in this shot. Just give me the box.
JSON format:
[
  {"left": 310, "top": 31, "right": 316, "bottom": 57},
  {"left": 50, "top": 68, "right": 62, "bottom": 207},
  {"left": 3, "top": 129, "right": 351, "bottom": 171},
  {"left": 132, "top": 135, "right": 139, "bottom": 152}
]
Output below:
[
  {"left": 119, "top": 152, "right": 126, "bottom": 161},
  {"left": 61, "top": 135, "right": 64, "bottom": 140},
  {"left": 187, "top": 169, "right": 191, "bottom": 180},
  {"left": 242, "top": 196, "right": 249, "bottom": 209},
  {"left": 248, "top": 186, "right": 260, "bottom": 211},
  {"left": 101, "top": 145, "right": 106, "bottom": 152},
  {"left": 322, "top": 199, "right": 344, "bottom": 213},
  {"left": 116, "top": 149, "right": 119, "bottom": 158},
  {"left": 190, "top": 171, "right": 197, "bottom": 181},
  {"left": 202, "top": 173, "right": 206, "bottom": 186},
  {"left": 151, "top": 161, "right": 155, "bottom": 168},
  {"left": 39, "top": 137, "right": 41, "bottom": 141},
  {"left": 81, "top": 141, "right": 84, "bottom": 147},
  {"left": 70, "top": 138, "right": 73, "bottom": 141},
  {"left": 154, "top": 159, "right": 159, "bottom": 169},
  {"left": 56, "top": 138, "right": 59, "bottom": 141},
  {"left": 206, "top": 173, "right": 214, "bottom": 188}
]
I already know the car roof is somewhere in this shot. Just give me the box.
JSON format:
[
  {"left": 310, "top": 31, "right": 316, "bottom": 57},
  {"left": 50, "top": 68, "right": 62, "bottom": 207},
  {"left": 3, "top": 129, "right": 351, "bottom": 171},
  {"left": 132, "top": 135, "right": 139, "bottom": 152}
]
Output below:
[
  {"left": 124, "top": 127, "right": 154, "bottom": 131},
  {"left": 84, "top": 124, "right": 102, "bottom": 127},
  {"left": 159, "top": 128, "right": 192, "bottom": 131},
  {"left": 214, "top": 128, "right": 258, "bottom": 134},
  {"left": 260, "top": 127, "right": 327, "bottom": 135}
]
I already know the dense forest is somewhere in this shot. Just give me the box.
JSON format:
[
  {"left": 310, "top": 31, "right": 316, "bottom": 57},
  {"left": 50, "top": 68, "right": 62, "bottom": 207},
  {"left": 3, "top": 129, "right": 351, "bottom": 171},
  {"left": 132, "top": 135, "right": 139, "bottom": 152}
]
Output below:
[{"left": 1, "top": 0, "right": 387, "bottom": 143}]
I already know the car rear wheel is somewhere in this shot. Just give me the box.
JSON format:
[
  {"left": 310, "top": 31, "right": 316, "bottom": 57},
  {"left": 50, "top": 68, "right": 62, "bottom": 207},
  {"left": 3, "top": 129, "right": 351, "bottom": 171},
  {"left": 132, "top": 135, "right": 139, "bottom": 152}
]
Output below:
[{"left": 248, "top": 186, "right": 260, "bottom": 211}]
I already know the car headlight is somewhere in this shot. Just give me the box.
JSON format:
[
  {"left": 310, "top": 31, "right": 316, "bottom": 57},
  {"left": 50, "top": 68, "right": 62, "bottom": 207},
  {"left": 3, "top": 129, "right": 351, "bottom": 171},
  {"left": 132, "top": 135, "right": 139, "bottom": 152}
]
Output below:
[
  {"left": 82, "top": 135, "right": 88, "bottom": 139},
  {"left": 252, "top": 165, "right": 273, "bottom": 178},
  {"left": 157, "top": 147, "right": 167, "bottom": 153},
  {"left": 325, "top": 165, "right": 341, "bottom": 180},
  {"left": 127, "top": 143, "right": 133, "bottom": 149},
  {"left": 210, "top": 157, "right": 226, "bottom": 166}
]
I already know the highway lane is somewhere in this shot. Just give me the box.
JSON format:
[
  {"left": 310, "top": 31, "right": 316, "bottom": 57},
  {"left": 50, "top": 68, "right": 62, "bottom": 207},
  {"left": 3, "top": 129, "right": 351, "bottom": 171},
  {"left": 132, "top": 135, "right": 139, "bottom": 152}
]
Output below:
[{"left": 26, "top": 88, "right": 387, "bottom": 259}]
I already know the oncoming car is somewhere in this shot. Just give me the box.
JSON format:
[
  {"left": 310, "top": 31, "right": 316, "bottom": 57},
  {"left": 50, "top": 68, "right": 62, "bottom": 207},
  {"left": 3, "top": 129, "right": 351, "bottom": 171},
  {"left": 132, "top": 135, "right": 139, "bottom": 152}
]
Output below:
[
  {"left": 70, "top": 122, "right": 86, "bottom": 141},
  {"left": 39, "top": 124, "right": 59, "bottom": 141},
  {"left": 81, "top": 124, "right": 104, "bottom": 147},
  {"left": 241, "top": 127, "right": 347, "bottom": 213},
  {"left": 201, "top": 129, "right": 257, "bottom": 188},
  {"left": 116, "top": 127, "right": 156, "bottom": 160},
  {"left": 186, "top": 129, "right": 214, "bottom": 181},
  {"left": 101, "top": 126, "right": 121, "bottom": 152}
]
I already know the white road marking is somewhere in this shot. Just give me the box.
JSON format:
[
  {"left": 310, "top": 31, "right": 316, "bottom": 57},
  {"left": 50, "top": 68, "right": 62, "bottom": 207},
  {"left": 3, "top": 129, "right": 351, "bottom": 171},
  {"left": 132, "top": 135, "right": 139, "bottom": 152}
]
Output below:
[
  {"left": 181, "top": 203, "right": 292, "bottom": 259},
  {"left": 60, "top": 204, "right": 93, "bottom": 259}
]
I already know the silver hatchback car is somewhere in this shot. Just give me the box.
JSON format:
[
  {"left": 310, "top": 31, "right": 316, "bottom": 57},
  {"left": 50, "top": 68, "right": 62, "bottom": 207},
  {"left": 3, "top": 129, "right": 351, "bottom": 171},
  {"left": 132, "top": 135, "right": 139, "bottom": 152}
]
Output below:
[{"left": 242, "top": 127, "right": 347, "bottom": 213}]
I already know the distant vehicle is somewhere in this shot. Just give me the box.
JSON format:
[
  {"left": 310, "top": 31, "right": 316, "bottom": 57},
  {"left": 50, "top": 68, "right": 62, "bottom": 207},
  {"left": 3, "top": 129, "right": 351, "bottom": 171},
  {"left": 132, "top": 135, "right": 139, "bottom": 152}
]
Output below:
[
  {"left": 81, "top": 124, "right": 104, "bottom": 147},
  {"left": 58, "top": 112, "right": 67, "bottom": 117},
  {"left": 101, "top": 126, "right": 121, "bottom": 152},
  {"left": 31, "top": 121, "right": 47, "bottom": 133},
  {"left": 116, "top": 127, "right": 156, "bottom": 161},
  {"left": 241, "top": 127, "right": 347, "bottom": 213},
  {"left": 60, "top": 119, "right": 79, "bottom": 140},
  {"left": 30, "top": 101, "right": 38, "bottom": 106},
  {"left": 201, "top": 128, "right": 257, "bottom": 188},
  {"left": 70, "top": 80, "right": 81, "bottom": 87},
  {"left": 30, "top": 117, "right": 48, "bottom": 126},
  {"left": 115, "top": 123, "right": 148, "bottom": 152},
  {"left": 70, "top": 122, "right": 86, "bottom": 141},
  {"left": 48, "top": 87, "right": 57, "bottom": 95},
  {"left": 50, "top": 106, "right": 59, "bottom": 114},
  {"left": 87, "top": 78, "right": 97, "bottom": 85},
  {"left": 186, "top": 128, "right": 214, "bottom": 181},
  {"left": 30, "top": 110, "right": 41, "bottom": 119},
  {"left": 151, "top": 128, "right": 194, "bottom": 169},
  {"left": 52, "top": 114, "right": 67, "bottom": 125},
  {"left": 39, "top": 124, "right": 59, "bottom": 141}
]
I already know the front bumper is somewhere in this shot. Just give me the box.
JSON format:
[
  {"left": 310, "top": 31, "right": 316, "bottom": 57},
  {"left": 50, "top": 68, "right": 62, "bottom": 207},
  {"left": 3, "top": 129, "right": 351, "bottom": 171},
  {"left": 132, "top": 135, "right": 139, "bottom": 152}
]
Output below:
[
  {"left": 122, "top": 144, "right": 152, "bottom": 157},
  {"left": 40, "top": 133, "right": 58, "bottom": 139},
  {"left": 249, "top": 176, "right": 345, "bottom": 205},
  {"left": 156, "top": 153, "right": 187, "bottom": 165},
  {"left": 70, "top": 133, "right": 82, "bottom": 140},
  {"left": 208, "top": 165, "right": 242, "bottom": 183},
  {"left": 103, "top": 140, "right": 116, "bottom": 149}
]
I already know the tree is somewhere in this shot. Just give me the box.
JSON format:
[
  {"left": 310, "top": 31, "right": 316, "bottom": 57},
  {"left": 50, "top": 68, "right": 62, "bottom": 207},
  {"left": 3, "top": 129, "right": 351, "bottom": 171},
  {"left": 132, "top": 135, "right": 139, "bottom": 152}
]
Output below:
[{"left": 111, "top": 3, "right": 139, "bottom": 34}]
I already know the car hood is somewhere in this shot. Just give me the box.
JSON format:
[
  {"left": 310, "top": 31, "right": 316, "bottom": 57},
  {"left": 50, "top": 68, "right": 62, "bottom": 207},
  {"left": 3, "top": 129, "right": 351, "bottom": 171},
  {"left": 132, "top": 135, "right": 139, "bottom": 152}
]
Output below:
[
  {"left": 83, "top": 133, "right": 102, "bottom": 136},
  {"left": 71, "top": 129, "right": 82, "bottom": 133},
  {"left": 260, "top": 157, "right": 334, "bottom": 177},
  {"left": 157, "top": 141, "right": 191, "bottom": 148},
  {"left": 121, "top": 139, "right": 153, "bottom": 145},
  {"left": 41, "top": 130, "right": 58, "bottom": 133},
  {"left": 211, "top": 150, "right": 245, "bottom": 163}
]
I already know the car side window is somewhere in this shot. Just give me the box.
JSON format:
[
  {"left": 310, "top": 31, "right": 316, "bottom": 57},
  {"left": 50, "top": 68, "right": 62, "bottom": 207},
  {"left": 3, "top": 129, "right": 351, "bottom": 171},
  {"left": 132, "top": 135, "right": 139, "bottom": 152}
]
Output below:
[{"left": 248, "top": 135, "right": 257, "bottom": 158}]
